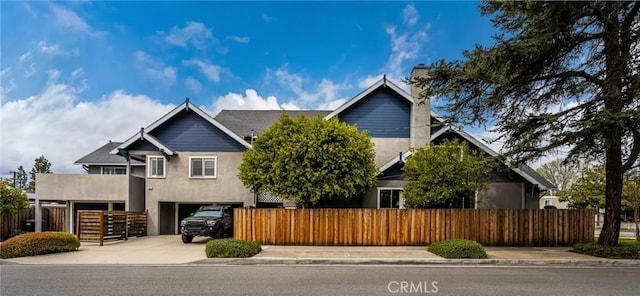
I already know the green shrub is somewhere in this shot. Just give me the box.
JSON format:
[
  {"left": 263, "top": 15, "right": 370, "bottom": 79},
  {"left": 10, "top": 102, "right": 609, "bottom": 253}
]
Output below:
[
  {"left": 428, "top": 239, "right": 488, "bottom": 259},
  {"left": 572, "top": 241, "right": 640, "bottom": 259},
  {"left": 0, "top": 232, "right": 80, "bottom": 259},
  {"left": 205, "top": 238, "right": 262, "bottom": 258}
]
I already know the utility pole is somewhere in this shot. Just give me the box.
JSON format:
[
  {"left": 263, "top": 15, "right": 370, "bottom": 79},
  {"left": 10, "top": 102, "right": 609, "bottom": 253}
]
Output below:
[{"left": 8, "top": 171, "right": 17, "bottom": 188}]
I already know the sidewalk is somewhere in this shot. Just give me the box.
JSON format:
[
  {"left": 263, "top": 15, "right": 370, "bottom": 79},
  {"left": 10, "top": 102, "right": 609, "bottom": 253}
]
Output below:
[{"left": 1, "top": 235, "right": 638, "bottom": 266}]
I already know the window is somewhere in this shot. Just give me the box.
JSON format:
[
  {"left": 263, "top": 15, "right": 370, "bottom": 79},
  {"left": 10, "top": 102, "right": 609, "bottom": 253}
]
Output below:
[
  {"left": 190, "top": 157, "right": 217, "bottom": 178},
  {"left": 544, "top": 200, "right": 552, "bottom": 206},
  {"left": 148, "top": 156, "right": 165, "bottom": 178},
  {"left": 101, "top": 167, "right": 126, "bottom": 175},
  {"left": 378, "top": 188, "right": 404, "bottom": 209}
]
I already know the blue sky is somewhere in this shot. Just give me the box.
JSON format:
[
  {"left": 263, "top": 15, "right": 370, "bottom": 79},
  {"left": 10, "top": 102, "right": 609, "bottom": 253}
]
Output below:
[{"left": 1, "top": 1, "right": 497, "bottom": 175}]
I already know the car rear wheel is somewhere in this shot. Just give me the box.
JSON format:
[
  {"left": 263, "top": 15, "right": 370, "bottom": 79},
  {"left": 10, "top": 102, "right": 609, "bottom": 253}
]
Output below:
[{"left": 181, "top": 234, "right": 193, "bottom": 243}]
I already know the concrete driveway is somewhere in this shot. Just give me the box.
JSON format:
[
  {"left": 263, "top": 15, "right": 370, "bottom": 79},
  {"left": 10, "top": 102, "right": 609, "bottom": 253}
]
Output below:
[{"left": 3, "top": 235, "right": 210, "bottom": 265}]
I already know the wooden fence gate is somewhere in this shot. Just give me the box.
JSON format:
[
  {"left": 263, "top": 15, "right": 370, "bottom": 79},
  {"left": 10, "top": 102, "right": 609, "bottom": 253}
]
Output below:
[
  {"left": 234, "top": 208, "right": 595, "bottom": 247},
  {"left": 76, "top": 211, "right": 147, "bottom": 246}
]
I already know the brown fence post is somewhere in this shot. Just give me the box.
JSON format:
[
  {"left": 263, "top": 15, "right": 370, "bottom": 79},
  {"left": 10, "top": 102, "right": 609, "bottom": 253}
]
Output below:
[
  {"left": 125, "top": 212, "right": 129, "bottom": 240},
  {"left": 99, "top": 211, "right": 104, "bottom": 246},
  {"left": 76, "top": 211, "right": 81, "bottom": 240}
]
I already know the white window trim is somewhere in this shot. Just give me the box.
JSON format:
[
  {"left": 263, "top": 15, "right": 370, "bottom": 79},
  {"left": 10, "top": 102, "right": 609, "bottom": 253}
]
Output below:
[
  {"left": 147, "top": 156, "right": 166, "bottom": 178},
  {"left": 189, "top": 156, "right": 217, "bottom": 179},
  {"left": 377, "top": 187, "right": 405, "bottom": 209},
  {"left": 101, "top": 167, "right": 127, "bottom": 175}
]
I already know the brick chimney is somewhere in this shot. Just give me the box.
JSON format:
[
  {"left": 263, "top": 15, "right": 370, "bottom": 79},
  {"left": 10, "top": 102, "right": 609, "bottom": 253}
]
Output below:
[{"left": 410, "top": 64, "right": 430, "bottom": 148}]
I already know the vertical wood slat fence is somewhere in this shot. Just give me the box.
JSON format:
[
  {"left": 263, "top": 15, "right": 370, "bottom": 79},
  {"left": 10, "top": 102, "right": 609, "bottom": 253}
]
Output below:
[
  {"left": 234, "top": 208, "right": 595, "bottom": 247},
  {"left": 1, "top": 207, "right": 66, "bottom": 240},
  {"left": 76, "top": 211, "right": 147, "bottom": 246}
]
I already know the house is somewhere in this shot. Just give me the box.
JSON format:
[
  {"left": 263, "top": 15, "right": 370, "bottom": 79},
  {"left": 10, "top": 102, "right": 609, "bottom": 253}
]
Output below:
[
  {"left": 539, "top": 195, "right": 569, "bottom": 209},
  {"left": 35, "top": 65, "right": 555, "bottom": 235}
]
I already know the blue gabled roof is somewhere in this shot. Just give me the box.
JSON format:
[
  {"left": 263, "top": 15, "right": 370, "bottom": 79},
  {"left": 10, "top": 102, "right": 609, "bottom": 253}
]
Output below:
[{"left": 112, "top": 99, "right": 251, "bottom": 155}]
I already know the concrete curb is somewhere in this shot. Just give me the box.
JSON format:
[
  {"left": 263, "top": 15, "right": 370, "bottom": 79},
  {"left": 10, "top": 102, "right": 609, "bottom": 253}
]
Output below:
[
  {"left": 3, "top": 257, "right": 639, "bottom": 267},
  {"left": 193, "top": 257, "right": 640, "bottom": 267}
]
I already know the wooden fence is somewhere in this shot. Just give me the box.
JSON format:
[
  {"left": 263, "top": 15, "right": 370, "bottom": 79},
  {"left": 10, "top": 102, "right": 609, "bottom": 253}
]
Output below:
[
  {"left": 76, "top": 211, "right": 147, "bottom": 246},
  {"left": 234, "top": 208, "right": 595, "bottom": 247},
  {"left": 1, "top": 207, "right": 66, "bottom": 240}
]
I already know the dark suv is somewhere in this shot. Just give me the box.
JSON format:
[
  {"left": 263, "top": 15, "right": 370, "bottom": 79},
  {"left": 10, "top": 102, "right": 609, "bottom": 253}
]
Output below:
[{"left": 179, "top": 205, "right": 233, "bottom": 243}]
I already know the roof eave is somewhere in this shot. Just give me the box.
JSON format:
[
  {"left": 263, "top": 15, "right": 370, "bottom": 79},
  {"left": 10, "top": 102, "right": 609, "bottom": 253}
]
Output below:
[
  {"left": 325, "top": 78, "right": 413, "bottom": 120},
  {"left": 431, "top": 127, "right": 553, "bottom": 190},
  {"left": 378, "top": 151, "right": 413, "bottom": 174},
  {"left": 110, "top": 100, "right": 252, "bottom": 155}
]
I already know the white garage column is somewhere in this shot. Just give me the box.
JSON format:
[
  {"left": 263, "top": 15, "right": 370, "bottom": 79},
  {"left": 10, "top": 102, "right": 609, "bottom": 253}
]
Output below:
[{"left": 35, "top": 198, "right": 42, "bottom": 232}]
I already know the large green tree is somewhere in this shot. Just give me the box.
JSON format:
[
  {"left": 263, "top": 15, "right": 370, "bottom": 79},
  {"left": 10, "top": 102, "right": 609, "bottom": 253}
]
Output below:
[
  {"left": 536, "top": 159, "right": 578, "bottom": 192},
  {"left": 560, "top": 164, "right": 605, "bottom": 209},
  {"left": 0, "top": 180, "right": 30, "bottom": 214},
  {"left": 15, "top": 166, "right": 28, "bottom": 190},
  {"left": 411, "top": 1, "right": 639, "bottom": 246},
  {"left": 402, "top": 139, "right": 492, "bottom": 208},
  {"left": 28, "top": 155, "right": 52, "bottom": 192},
  {"left": 622, "top": 168, "right": 640, "bottom": 241},
  {"left": 238, "top": 113, "right": 377, "bottom": 207}
]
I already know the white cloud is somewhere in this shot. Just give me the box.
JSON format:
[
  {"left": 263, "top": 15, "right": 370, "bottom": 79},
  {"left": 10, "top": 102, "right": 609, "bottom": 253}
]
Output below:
[
  {"left": 19, "top": 52, "right": 32, "bottom": 63},
  {"left": 47, "top": 69, "right": 62, "bottom": 84},
  {"left": 25, "top": 64, "right": 37, "bottom": 78},
  {"left": 182, "top": 59, "right": 226, "bottom": 83},
  {"left": 229, "top": 36, "right": 250, "bottom": 43},
  {"left": 70, "top": 68, "right": 84, "bottom": 80},
  {"left": 267, "top": 65, "right": 350, "bottom": 109},
  {"left": 316, "top": 79, "right": 348, "bottom": 109},
  {"left": 262, "top": 14, "right": 273, "bottom": 23},
  {"left": 50, "top": 3, "right": 104, "bottom": 37},
  {"left": 0, "top": 68, "right": 14, "bottom": 98},
  {"left": 50, "top": 4, "right": 91, "bottom": 32},
  {"left": 134, "top": 51, "right": 177, "bottom": 86},
  {"left": 1, "top": 67, "right": 11, "bottom": 78},
  {"left": 21, "top": 2, "right": 36, "bottom": 18},
  {"left": 358, "top": 74, "right": 385, "bottom": 89},
  {"left": 184, "top": 76, "right": 202, "bottom": 93},
  {"left": 163, "top": 21, "right": 213, "bottom": 48},
  {"left": 210, "top": 89, "right": 289, "bottom": 115},
  {"left": 0, "top": 85, "right": 175, "bottom": 174},
  {"left": 403, "top": 4, "right": 419, "bottom": 27},
  {"left": 358, "top": 6, "right": 429, "bottom": 92},
  {"left": 280, "top": 102, "right": 300, "bottom": 110},
  {"left": 38, "top": 40, "right": 79, "bottom": 56},
  {"left": 18, "top": 51, "right": 38, "bottom": 78},
  {"left": 386, "top": 25, "right": 428, "bottom": 78}
]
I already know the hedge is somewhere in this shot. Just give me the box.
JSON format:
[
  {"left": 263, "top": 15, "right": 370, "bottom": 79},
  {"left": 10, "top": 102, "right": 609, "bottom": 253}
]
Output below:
[
  {"left": 205, "top": 238, "right": 262, "bottom": 258},
  {"left": 572, "top": 241, "right": 640, "bottom": 259},
  {"left": 428, "top": 239, "right": 488, "bottom": 259},
  {"left": 1, "top": 232, "right": 80, "bottom": 259}
]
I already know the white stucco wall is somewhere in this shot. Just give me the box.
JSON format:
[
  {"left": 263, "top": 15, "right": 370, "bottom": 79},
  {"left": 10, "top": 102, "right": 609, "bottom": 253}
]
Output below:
[
  {"left": 371, "top": 138, "right": 410, "bottom": 167},
  {"left": 144, "top": 151, "right": 253, "bottom": 235}
]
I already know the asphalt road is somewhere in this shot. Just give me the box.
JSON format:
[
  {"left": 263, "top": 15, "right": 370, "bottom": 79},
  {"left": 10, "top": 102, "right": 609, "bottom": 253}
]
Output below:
[{"left": 1, "top": 265, "right": 639, "bottom": 296}]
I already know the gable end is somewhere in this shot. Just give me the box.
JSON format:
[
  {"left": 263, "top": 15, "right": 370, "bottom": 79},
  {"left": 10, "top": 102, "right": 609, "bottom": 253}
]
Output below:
[{"left": 338, "top": 88, "right": 411, "bottom": 138}]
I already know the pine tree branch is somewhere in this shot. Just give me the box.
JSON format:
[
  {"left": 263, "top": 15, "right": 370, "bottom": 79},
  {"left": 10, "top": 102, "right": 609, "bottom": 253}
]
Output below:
[
  {"left": 534, "top": 70, "right": 605, "bottom": 87},
  {"left": 622, "top": 2, "right": 640, "bottom": 33},
  {"left": 624, "top": 129, "right": 640, "bottom": 171}
]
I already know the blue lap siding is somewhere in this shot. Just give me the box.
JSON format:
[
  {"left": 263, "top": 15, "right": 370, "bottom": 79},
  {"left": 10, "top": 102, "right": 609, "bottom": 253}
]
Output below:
[
  {"left": 337, "top": 88, "right": 411, "bottom": 138},
  {"left": 130, "top": 110, "right": 246, "bottom": 152}
]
